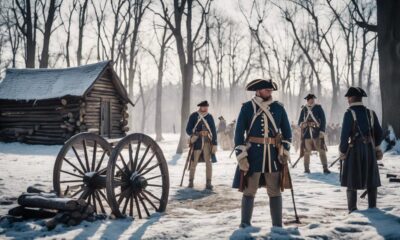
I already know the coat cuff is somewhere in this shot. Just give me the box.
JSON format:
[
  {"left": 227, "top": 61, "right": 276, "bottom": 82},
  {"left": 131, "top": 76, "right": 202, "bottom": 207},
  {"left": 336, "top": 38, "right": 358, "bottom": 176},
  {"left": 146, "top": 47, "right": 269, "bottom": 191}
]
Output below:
[
  {"left": 282, "top": 140, "right": 291, "bottom": 151},
  {"left": 235, "top": 145, "right": 248, "bottom": 162}
]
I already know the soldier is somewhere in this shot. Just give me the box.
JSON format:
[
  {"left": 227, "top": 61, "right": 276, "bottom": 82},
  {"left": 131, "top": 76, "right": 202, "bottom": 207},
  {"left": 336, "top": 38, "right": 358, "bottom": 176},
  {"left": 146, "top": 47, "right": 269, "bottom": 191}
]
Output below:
[
  {"left": 339, "top": 87, "right": 383, "bottom": 213},
  {"left": 218, "top": 116, "right": 230, "bottom": 151},
  {"left": 232, "top": 79, "right": 292, "bottom": 228},
  {"left": 185, "top": 100, "right": 218, "bottom": 190},
  {"left": 298, "top": 94, "right": 330, "bottom": 174},
  {"left": 226, "top": 119, "right": 236, "bottom": 149}
]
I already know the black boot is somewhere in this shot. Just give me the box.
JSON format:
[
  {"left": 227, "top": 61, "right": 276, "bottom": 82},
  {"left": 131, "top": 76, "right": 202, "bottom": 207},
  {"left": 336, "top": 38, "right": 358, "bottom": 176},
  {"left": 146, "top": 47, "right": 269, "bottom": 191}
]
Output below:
[
  {"left": 368, "top": 188, "right": 377, "bottom": 209},
  {"left": 240, "top": 195, "right": 254, "bottom": 228},
  {"left": 347, "top": 189, "right": 358, "bottom": 213},
  {"left": 323, "top": 165, "right": 331, "bottom": 174},
  {"left": 206, "top": 179, "right": 213, "bottom": 190},
  {"left": 269, "top": 196, "right": 282, "bottom": 227}
]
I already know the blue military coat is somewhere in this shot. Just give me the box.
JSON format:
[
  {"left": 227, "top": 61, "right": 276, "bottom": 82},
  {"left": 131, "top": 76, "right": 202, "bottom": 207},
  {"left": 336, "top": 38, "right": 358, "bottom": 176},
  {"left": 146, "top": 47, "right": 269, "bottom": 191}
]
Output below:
[
  {"left": 339, "top": 103, "right": 383, "bottom": 189},
  {"left": 232, "top": 98, "right": 292, "bottom": 189},
  {"left": 297, "top": 104, "right": 326, "bottom": 139},
  {"left": 185, "top": 111, "right": 217, "bottom": 150}
]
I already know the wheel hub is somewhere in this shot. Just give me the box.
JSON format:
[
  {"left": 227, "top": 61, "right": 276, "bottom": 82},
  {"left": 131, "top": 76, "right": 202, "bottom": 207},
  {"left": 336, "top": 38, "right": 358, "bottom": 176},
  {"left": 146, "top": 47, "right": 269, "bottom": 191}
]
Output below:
[
  {"left": 129, "top": 172, "right": 148, "bottom": 193},
  {"left": 83, "top": 171, "right": 107, "bottom": 189}
]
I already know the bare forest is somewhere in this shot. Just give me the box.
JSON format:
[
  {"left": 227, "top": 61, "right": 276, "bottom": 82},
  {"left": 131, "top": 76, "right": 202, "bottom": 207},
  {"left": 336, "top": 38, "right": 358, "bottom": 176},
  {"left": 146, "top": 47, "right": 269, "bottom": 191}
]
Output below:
[{"left": 0, "top": 0, "right": 398, "bottom": 153}]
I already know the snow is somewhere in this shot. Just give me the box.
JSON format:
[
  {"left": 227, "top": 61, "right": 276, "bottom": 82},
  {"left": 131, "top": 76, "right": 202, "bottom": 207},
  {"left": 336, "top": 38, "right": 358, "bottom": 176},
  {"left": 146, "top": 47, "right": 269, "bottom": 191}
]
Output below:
[
  {"left": 0, "top": 61, "right": 110, "bottom": 101},
  {"left": 0, "top": 134, "right": 400, "bottom": 239}
]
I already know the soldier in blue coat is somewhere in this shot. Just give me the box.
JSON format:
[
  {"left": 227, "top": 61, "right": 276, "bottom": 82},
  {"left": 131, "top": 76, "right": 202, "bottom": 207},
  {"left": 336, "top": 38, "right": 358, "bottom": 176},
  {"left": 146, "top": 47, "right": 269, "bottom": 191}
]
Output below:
[
  {"left": 339, "top": 87, "right": 383, "bottom": 213},
  {"left": 185, "top": 100, "right": 217, "bottom": 190},
  {"left": 232, "top": 79, "right": 292, "bottom": 228},
  {"left": 297, "top": 94, "right": 330, "bottom": 174}
]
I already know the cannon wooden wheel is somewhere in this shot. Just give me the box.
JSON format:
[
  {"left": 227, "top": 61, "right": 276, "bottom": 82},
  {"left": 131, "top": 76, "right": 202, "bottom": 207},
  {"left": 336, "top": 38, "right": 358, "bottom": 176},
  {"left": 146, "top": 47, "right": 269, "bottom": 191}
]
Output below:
[
  {"left": 53, "top": 133, "right": 112, "bottom": 215},
  {"left": 106, "top": 133, "right": 169, "bottom": 218}
]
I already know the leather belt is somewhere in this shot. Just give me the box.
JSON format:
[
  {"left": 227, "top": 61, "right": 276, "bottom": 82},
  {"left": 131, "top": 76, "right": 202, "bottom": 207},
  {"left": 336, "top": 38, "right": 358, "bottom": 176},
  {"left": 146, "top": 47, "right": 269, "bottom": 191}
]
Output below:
[
  {"left": 248, "top": 136, "right": 277, "bottom": 145},
  {"left": 197, "top": 131, "right": 209, "bottom": 137},
  {"left": 302, "top": 122, "right": 319, "bottom": 128}
]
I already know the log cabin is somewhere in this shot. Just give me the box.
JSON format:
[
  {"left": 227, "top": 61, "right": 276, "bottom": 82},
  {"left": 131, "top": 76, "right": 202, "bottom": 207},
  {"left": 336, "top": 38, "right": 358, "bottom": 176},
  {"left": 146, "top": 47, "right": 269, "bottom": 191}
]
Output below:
[{"left": 0, "top": 61, "right": 133, "bottom": 145}]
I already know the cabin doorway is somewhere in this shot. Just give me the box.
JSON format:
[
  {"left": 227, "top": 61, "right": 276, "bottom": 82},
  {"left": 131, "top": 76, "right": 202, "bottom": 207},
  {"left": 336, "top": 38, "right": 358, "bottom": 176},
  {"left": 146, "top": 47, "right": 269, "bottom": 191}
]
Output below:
[{"left": 100, "top": 99, "right": 111, "bottom": 137}]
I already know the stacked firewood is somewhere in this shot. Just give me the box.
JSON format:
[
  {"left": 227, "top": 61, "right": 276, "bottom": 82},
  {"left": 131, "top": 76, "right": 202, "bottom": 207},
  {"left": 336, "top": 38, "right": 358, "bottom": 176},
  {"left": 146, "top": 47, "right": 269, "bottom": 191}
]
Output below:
[
  {"left": 120, "top": 103, "right": 129, "bottom": 133},
  {"left": 0, "top": 98, "right": 81, "bottom": 145},
  {"left": 7, "top": 186, "right": 98, "bottom": 230}
]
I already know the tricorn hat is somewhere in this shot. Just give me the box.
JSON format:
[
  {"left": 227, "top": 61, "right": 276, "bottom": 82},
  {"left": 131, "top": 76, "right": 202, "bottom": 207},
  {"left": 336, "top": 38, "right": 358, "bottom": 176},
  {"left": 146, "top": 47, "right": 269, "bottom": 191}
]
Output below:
[
  {"left": 344, "top": 87, "right": 367, "bottom": 97},
  {"left": 246, "top": 79, "right": 278, "bottom": 91},
  {"left": 304, "top": 93, "right": 317, "bottom": 100},
  {"left": 218, "top": 116, "right": 224, "bottom": 120},
  {"left": 197, "top": 100, "right": 209, "bottom": 107}
]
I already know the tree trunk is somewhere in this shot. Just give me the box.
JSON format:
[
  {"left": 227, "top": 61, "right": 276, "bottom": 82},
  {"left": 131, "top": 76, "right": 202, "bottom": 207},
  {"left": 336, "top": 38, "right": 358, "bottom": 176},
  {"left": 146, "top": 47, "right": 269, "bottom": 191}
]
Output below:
[
  {"left": 40, "top": 0, "right": 57, "bottom": 68},
  {"left": 377, "top": 0, "right": 400, "bottom": 136},
  {"left": 176, "top": 65, "right": 193, "bottom": 153}
]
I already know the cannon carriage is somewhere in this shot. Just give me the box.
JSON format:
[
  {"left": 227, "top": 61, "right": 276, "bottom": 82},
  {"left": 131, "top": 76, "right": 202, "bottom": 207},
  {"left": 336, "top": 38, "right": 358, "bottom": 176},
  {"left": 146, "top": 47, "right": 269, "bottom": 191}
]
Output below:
[{"left": 53, "top": 132, "right": 169, "bottom": 219}]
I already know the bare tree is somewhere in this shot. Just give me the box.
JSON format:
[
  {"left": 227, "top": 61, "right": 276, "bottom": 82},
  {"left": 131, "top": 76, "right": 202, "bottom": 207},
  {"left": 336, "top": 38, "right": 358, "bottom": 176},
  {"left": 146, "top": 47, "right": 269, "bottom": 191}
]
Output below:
[
  {"left": 144, "top": 21, "right": 173, "bottom": 141},
  {"left": 77, "top": 0, "right": 89, "bottom": 66},
  {"left": 4, "top": 11, "right": 21, "bottom": 67},
  {"left": 156, "top": 0, "right": 212, "bottom": 153},
  {"left": 39, "top": 0, "right": 62, "bottom": 68},
  {"left": 12, "top": 0, "right": 39, "bottom": 68},
  {"left": 353, "top": 0, "right": 400, "bottom": 136},
  {"left": 127, "top": 0, "right": 151, "bottom": 101}
]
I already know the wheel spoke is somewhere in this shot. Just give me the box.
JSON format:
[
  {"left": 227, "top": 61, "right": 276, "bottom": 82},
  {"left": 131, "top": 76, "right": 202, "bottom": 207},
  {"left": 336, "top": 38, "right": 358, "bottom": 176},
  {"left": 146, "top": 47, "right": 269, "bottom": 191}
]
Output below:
[
  {"left": 141, "top": 191, "right": 158, "bottom": 210},
  {"left": 119, "top": 153, "right": 130, "bottom": 174},
  {"left": 60, "top": 180, "right": 83, "bottom": 183},
  {"left": 60, "top": 170, "right": 83, "bottom": 178},
  {"left": 143, "top": 189, "right": 161, "bottom": 202},
  {"left": 91, "top": 141, "right": 97, "bottom": 171},
  {"left": 95, "top": 151, "right": 107, "bottom": 172},
  {"left": 132, "top": 141, "right": 141, "bottom": 171},
  {"left": 117, "top": 188, "right": 131, "bottom": 205},
  {"left": 139, "top": 194, "right": 150, "bottom": 217},
  {"left": 140, "top": 162, "right": 161, "bottom": 176},
  {"left": 94, "top": 191, "right": 106, "bottom": 214},
  {"left": 82, "top": 140, "right": 90, "bottom": 172},
  {"left": 115, "top": 164, "right": 129, "bottom": 178},
  {"left": 97, "top": 189, "right": 108, "bottom": 203},
  {"left": 147, "top": 184, "right": 163, "bottom": 188},
  {"left": 79, "top": 187, "right": 91, "bottom": 200},
  {"left": 137, "top": 152, "right": 156, "bottom": 173},
  {"left": 63, "top": 157, "right": 85, "bottom": 175},
  {"left": 71, "top": 146, "right": 87, "bottom": 172},
  {"left": 129, "top": 195, "right": 133, "bottom": 217},
  {"left": 70, "top": 187, "right": 84, "bottom": 198},
  {"left": 136, "top": 145, "right": 150, "bottom": 172},
  {"left": 122, "top": 195, "right": 130, "bottom": 215},
  {"left": 145, "top": 175, "right": 162, "bottom": 181},
  {"left": 134, "top": 195, "right": 142, "bottom": 219}
]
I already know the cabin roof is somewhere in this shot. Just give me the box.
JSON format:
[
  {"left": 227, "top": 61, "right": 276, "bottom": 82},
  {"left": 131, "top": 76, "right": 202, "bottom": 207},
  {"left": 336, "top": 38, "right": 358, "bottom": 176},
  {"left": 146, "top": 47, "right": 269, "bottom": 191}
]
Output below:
[{"left": 0, "top": 61, "right": 133, "bottom": 105}]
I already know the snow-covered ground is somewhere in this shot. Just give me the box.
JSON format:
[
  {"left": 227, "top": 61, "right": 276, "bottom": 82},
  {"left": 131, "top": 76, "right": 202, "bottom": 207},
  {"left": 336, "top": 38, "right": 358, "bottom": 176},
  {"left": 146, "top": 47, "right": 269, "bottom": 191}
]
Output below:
[{"left": 0, "top": 133, "right": 399, "bottom": 239}]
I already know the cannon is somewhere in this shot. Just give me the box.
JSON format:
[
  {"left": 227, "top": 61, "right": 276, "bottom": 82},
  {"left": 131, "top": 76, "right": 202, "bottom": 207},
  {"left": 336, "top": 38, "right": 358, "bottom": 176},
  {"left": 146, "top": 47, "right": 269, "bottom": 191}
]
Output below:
[{"left": 52, "top": 132, "right": 169, "bottom": 219}]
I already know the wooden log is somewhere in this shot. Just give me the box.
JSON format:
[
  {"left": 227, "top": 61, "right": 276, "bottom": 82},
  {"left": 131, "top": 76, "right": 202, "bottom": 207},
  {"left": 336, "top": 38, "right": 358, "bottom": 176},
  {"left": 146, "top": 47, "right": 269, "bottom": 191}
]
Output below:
[
  {"left": 8, "top": 206, "right": 57, "bottom": 219},
  {"left": 18, "top": 195, "right": 79, "bottom": 211},
  {"left": 24, "top": 135, "right": 67, "bottom": 142},
  {"left": 61, "top": 98, "right": 68, "bottom": 106},
  {"left": 27, "top": 186, "right": 45, "bottom": 193}
]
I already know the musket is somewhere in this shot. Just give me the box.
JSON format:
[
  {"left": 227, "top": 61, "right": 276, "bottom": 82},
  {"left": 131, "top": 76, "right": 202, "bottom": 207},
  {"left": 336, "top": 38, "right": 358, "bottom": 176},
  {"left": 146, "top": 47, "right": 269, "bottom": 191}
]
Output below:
[
  {"left": 291, "top": 155, "right": 303, "bottom": 168},
  {"left": 292, "top": 124, "right": 306, "bottom": 168},
  {"left": 286, "top": 164, "right": 301, "bottom": 224},
  {"left": 329, "top": 156, "right": 341, "bottom": 168},
  {"left": 180, "top": 145, "right": 194, "bottom": 187}
]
